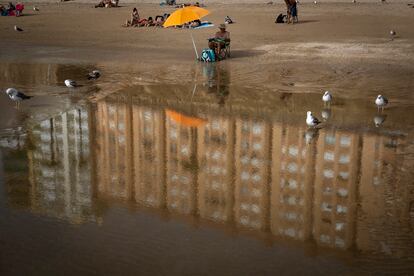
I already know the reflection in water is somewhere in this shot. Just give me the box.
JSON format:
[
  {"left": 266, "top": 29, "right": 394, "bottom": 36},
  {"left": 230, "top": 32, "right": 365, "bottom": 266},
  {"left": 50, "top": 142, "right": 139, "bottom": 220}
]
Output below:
[
  {"left": 2, "top": 87, "right": 414, "bottom": 273},
  {"left": 26, "top": 107, "right": 97, "bottom": 223},
  {"left": 202, "top": 63, "right": 230, "bottom": 106}
]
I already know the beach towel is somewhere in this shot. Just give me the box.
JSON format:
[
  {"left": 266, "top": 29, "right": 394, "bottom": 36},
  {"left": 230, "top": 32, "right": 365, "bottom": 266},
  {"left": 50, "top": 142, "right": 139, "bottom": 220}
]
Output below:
[{"left": 192, "top": 22, "right": 214, "bottom": 29}]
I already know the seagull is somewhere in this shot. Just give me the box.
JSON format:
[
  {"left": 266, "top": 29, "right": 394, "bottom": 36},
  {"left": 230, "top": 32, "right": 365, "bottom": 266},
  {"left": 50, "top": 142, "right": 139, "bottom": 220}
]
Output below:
[
  {"left": 306, "top": 111, "right": 321, "bottom": 127},
  {"left": 314, "top": 0, "right": 317, "bottom": 3},
  {"left": 322, "top": 91, "right": 332, "bottom": 106},
  {"left": 375, "top": 95, "right": 388, "bottom": 111},
  {"left": 390, "top": 30, "right": 396, "bottom": 40},
  {"left": 14, "top": 25, "right": 23, "bottom": 32},
  {"left": 374, "top": 114, "right": 386, "bottom": 127},
  {"left": 5, "top": 88, "right": 32, "bottom": 108},
  {"left": 64, "top": 79, "right": 77, "bottom": 88},
  {"left": 33, "top": 6, "right": 39, "bottom": 11},
  {"left": 352, "top": 0, "right": 356, "bottom": 3},
  {"left": 87, "top": 70, "right": 101, "bottom": 80},
  {"left": 321, "top": 108, "right": 331, "bottom": 121}
]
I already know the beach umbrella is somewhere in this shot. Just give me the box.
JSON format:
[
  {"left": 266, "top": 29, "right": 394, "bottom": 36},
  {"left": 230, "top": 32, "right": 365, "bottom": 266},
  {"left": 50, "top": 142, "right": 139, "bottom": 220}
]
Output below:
[
  {"left": 165, "top": 109, "right": 207, "bottom": 127},
  {"left": 163, "top": 6, "right": 211, "bottom": 59}
]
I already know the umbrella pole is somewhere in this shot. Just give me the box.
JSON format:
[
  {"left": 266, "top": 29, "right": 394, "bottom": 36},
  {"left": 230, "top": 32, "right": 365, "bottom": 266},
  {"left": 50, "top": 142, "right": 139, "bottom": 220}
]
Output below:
[{"left": 191, "top": 33, "right": 199, "bottom": 60}]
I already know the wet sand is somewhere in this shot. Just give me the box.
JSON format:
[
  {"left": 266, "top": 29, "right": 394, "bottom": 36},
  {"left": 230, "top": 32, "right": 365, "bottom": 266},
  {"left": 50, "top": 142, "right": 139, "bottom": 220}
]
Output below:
[{"left": 1, "top": 2, "right": 414, "bottom": 98}]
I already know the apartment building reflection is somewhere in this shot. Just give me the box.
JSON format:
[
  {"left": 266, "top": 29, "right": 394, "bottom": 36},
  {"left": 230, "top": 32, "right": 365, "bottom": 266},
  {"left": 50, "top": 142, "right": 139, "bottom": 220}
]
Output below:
[
  {"left": 94, "top": 97, "right": 133, "bottom": 201},
  {"left": 270, "top": 124, "right": 316, "bottom": 241},
  {"left": 357, "top": 133, "right": 414, "bottom": 257},
  {"left": 197, "top": 116, "right": 235, "bottom": 222},
  {"left": 313, "top": 129, "right": 360, "bottom": 249},
  {"left": 234, "top": 118, "right": 271, "bottom": 230},
  {"left": 132, "top": 106, "right": 165, "bottom": 208},
  {"left": 28, "top": 107, "right": 94, "bottom": 223},
  {"left": 165, "top": 110, "right": 199, "bottom": 215},
  {"left": 86, "top": 92, "right": 413, "bottom": 256}
]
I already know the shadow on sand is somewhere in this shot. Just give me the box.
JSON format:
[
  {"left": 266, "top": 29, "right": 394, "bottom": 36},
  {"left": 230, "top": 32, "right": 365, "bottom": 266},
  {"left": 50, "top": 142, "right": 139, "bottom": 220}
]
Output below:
[{"left": 228, "top": 50, "right": 266, "bottom": 59}]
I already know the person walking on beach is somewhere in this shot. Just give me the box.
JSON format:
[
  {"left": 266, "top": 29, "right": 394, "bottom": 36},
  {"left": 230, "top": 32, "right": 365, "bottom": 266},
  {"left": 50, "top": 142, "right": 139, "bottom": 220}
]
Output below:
[{"left": 289, "top": 0, "right": 298, "bottom": 23}]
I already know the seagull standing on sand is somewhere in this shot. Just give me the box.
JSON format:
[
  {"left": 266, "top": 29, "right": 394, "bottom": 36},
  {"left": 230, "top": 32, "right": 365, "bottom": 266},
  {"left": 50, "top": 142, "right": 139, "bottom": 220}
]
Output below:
[
  {"left": 390, "top": 30, "right": 396, "bottom": 40},
  {"left": 375, "top": 95, "right": 388, "bottom": 111},
  {"left": 65, "top": 79, "right": 77, "bottom": 88},
  {"left": 322, "top": 91, "right": 332, "bottom": 106},
  {"left": 5, "top": 88, "right": 32, "bottom": 108},
  {"left": 306, "top": 111, "right": 321, "bottom": 127},
  {"left": 87, "top": 70, "right": 101, "bottom": 80},
  {"left": 14, "top": 25, "right": 23, "bottom": 32}
]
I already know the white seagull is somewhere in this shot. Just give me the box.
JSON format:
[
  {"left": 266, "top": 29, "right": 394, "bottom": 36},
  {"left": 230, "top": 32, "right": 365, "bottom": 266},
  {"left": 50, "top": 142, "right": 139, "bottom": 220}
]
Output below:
[
  {"left": 64, "top": 79, "right": 77, "bottom": 88},
  {"left": 306, "top": 111, "right": 321, "bottom": 127},
  {"left": 5, "top": 88, "right": 32, "bottom": 108},
  {"left": 87, "top": 70, "right": 101, "bottom": 80},
  {"left": 33, "top": 6, "right": 39, "bottom": 11},
  {"left": 390, "top": 30, "right": 396, "bottom": 40},
  {"left": 14, "top": 25, "right": 23, "bottom": 32},
  {"left": 322, "top": 91, "right": 332, "bottom": 105},
  {"left": 375, "top": 95, "right": 388, "bottom": 111}
]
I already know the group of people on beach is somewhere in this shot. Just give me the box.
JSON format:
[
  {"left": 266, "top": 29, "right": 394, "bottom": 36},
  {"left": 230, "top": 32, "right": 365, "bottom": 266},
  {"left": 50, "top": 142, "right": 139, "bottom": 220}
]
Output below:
[
  {"left": 95, "top": 0, "right": 119, "bottom": 8},
  {"left": 123, "top": 8, "right": 170, "bottom": 27},
  {"left": 0, "top": 2, "right": 23, "bottom": 16}
]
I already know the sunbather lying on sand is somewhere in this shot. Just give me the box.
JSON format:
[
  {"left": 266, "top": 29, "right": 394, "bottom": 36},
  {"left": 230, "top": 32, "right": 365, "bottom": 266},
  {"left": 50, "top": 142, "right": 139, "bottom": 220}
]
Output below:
[{"left": 95, "top": 0, "right": 118, "bottom": 8}]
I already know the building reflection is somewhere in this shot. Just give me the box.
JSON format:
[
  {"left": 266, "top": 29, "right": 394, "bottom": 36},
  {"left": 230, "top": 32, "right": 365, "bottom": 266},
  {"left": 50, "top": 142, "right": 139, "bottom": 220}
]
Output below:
[
  {"left": 13, "top": 91, "right": 414, "bottom": 258},
  {"left": 26, "top": 107, "right": 96, "bottom": 224},
  {"left": 88, "top": 93, "right": 413, "bottom": 254}
]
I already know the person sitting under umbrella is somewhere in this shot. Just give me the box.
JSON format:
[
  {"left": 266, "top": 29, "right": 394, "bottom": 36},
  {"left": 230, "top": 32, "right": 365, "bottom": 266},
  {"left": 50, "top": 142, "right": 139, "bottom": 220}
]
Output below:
[{"left": 208, "top": 24, "right": 230, "bottom": 59}]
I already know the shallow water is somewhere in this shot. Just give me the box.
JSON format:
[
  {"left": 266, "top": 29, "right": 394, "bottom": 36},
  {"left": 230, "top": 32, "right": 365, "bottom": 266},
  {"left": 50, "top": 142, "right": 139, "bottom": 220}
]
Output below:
[{"left": 1, "top": 63, "right": 414, "bottom": 275}]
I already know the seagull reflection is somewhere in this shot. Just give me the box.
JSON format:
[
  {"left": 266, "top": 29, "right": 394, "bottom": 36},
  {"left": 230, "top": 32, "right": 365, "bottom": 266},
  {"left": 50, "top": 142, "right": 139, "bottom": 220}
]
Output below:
[
  {"left": 321, "top": 108, "right": 331, "bottom": 121},
  {"left": 304, "top": 128, "right": 319, "bottom": 144},
  {"left": 374, "top": 114, "right": 387, "bottom": 127}
]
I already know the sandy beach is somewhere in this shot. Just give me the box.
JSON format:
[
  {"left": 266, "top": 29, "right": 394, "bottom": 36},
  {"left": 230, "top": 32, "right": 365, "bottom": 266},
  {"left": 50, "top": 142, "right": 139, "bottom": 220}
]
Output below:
[
  {"left": 1, "top": 1, "right": 414, "bottom": 97},
  {"left": 1, "top": 2, "right": 414, "bottom": 275}
]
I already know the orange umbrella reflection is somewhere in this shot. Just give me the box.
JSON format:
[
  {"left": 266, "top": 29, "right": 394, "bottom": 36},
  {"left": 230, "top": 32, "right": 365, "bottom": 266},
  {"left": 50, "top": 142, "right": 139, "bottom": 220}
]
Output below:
[{"left": 165, "top": 109, "right": 207, "bottom": 127}]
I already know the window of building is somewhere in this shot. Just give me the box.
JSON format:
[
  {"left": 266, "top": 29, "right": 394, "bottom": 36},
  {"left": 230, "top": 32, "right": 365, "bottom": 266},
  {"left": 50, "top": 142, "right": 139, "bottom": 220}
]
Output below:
[
  {"left": 325, "top": 134, "right": 336, "bottom": 145},
  {"left": 324, "top": 151, "right": 335, "bottom": 162},
  {"left": 340, "top": 136, "right": 351, "bottom": 147},
  {"left": 323, "top": 169, "right": 335, "bottom": 178}
]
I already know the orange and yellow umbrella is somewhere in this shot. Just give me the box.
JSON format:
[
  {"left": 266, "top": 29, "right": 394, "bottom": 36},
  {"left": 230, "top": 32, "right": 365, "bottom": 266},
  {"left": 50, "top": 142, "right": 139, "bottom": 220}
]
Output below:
[
  {"left": 163, "top": 6, "right": 210, "bottom": 28},
  {"left": 165, "top": 109, "right": 207, "bottom": 127}
]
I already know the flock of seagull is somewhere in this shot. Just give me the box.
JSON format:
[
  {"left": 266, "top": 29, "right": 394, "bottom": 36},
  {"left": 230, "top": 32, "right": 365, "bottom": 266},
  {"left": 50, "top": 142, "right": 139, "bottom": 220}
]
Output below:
[
  {"left": 4, "top": 70, "right": 389, "bottom": 130},
  {"left": 306, "top": 91, "right": 388, "bottom": 128},
  {"left": 4, "top": 70, "right": 101, "bottom": 108}
]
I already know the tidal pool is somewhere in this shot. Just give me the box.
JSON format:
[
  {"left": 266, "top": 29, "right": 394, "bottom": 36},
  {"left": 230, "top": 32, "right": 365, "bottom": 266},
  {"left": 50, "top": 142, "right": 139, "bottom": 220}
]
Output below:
[{"left": 1, "top": 63, "right": 414, "bottom": 275}]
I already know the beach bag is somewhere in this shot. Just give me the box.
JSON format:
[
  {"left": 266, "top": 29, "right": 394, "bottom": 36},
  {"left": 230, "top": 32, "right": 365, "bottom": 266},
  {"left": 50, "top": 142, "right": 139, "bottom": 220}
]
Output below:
[
  {"left": 275, "top": 13, "right": 286, "bottom": 23},
  {"left": 200, "top": 48, "right": 215, "bottom": 62}
]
